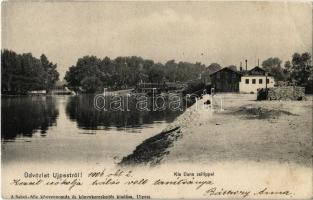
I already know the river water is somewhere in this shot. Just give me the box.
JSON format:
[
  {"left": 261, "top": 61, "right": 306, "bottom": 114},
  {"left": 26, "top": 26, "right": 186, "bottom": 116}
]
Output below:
[{"left": 1, "top": 94, "right": 185, "bottom": 166}]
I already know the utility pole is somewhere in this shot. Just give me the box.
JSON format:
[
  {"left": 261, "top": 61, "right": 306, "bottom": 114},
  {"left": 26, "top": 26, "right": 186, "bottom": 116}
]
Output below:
[
  {"left": 265, "top": 72, "right": 268, "bottom": 89},
  {"left": 265, "top": 72, "right": 268, "bottom": 99}
]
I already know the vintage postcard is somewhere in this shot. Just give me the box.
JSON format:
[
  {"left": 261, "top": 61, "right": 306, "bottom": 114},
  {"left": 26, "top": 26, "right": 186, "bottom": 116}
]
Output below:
[{"left": 1, "top": 1, "right": 312, "bottom": 199}]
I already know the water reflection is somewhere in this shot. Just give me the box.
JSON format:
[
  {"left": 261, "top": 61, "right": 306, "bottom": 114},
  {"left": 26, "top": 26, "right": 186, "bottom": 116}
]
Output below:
[
  {"left": 1, "top": 94, "right": 186, "bottom": 164},
  {"left": 1, "top": 96, "right": 59, "bottom": 140},
  {"left": 65, "top": 94, "right": 185, "bottom": 131},
  {"left": 1, "top": 94, "right": 185, "bottom": 140}
]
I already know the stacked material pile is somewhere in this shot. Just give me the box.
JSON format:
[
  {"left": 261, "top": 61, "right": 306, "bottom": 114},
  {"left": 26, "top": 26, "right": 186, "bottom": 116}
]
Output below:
[{"left": 267, "top": 86, "right": 305, "bottom": 100}]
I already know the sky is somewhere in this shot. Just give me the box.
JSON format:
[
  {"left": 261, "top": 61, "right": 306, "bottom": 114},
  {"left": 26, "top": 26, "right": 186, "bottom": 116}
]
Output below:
[{"left": 2, "top": 1, "right": 312, "bottom": 78}]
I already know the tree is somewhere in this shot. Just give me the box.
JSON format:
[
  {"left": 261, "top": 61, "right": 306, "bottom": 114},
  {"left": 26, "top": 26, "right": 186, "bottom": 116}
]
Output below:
[
  {"left": 81, "top": 76, "right": 103, "bottom": 93},
  {"left": 1, "top": 49, "right": 59, "bottom": 94},
  {"left": 290, "top": 52, "right": 313, "bottom": 86},
  {"left": 113, "top": 57, "right": 130, "bottom": 88},
  {"left": 162, "top": 60, "right": 205, "bottom": 83},
  {"left": 147, "top": 63, "right": 165, "bottom": 83},
  {"left": 164, "top": 60, "right": 178, "bottom": 82},
  {"left": 207, "top": 63, "right": 221, "bottom": 74},
  {"left": 1, "top": 50, "right": 19, "bottom": 92},
  {"left": 65, "top": 56, "right": 104, "bottom": 92},
  {"left": 284, "top": 61, "right": 292, "bottom": 72},
  {"left": 261, "top": 57, "right": 287, "bottom": 81},
  {"left": 19, "top": 53, "right": 45, "bottom": 92},
  {"left": 40, "top": 54, "right": 59, "bottom": 92},
  {"left": 64, "top": 55, "right": 210, "bottom": 93}
]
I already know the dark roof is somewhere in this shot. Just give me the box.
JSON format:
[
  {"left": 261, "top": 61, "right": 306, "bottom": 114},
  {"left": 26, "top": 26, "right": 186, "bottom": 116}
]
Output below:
[
  {"left": 237, "top": 66, "right": 274, "bottom": 76},
  {"left": 246, "top": 66, "right": 273, "bottom": 76},
  {"left": 249, "top": 66, "right": 265, "bottom": 74},
  {"left": 210, "top": 66, "right": 274, "bottom": 77},
  {"left": 210, "top": 67, "right": 241, "bottom": 76},
  {"left": 238, "top": 70, "right": 249, "bottom": 75}
]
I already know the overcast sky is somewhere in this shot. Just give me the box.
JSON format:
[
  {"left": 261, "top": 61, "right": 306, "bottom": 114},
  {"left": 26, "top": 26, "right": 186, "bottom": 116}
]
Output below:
[{"left": 2, "top": 1, "right": 312, "bottom": 78}]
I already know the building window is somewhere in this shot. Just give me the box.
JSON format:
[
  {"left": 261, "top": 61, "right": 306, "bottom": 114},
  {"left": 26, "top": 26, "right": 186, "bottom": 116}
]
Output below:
[
  {"left": 252, "top": 79, "right": 256, "bottom": 84},
  {"left": 245, "top": 79, "right": 249, "bottom": 84},
  {"left": 217, "top": 72, "right": 220, "bottom": 79},
  {"left": 266, "top": 78, "right": 269, "bottom": 84},
  {"left": 259, "top": 79, "right": 263, "bottom": 84}
]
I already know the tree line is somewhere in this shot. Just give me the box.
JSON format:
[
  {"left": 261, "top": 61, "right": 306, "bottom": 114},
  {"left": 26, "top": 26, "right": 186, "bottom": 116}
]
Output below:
[
  {"left": 2, "top": 49, "right": 312, "bottom": 94},
  {"left": 64, "top": 56, "right": 207, "bottom": 93},
  {"left": 1, "top": 49, "right": 59, "bottom": 94},
  {"left": 261, "top": 52, "right": 313, "bottom": 87}
]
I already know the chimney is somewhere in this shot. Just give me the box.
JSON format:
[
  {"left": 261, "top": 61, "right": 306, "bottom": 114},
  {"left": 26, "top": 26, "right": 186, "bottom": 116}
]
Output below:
[
  {"left": 257, "top": 58, "right": 260, "bottom": 67},
  {"left": 240, "top": 62, "right": 242, "bottom": 71},
  {"left": 245, "top": 59, "right": 248, "bottom": 71}
]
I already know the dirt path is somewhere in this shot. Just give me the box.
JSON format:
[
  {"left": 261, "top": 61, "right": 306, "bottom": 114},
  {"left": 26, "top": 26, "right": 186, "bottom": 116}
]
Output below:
[{"left": 120, "top": 94, "right": 312, "bottom": 167}]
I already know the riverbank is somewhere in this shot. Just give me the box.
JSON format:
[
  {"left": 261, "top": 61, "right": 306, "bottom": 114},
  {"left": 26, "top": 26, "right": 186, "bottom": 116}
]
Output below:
[
  {"left": 1, "top": 88, "right": 134, "bottom": 96},
  {"left": 120, "top": 93, "right": 312, "bottom": 167}
]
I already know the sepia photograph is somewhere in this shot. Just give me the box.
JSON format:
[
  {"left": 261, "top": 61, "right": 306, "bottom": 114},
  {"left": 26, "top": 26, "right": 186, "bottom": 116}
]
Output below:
[{"left": 1, "top": 1, "right": 312, "bottom": 199}]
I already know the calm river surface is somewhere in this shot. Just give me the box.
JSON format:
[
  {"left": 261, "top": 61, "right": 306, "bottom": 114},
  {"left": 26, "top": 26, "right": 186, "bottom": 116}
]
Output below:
[{"left": 1, "top": 95, "right": 185, "bottom": 166}]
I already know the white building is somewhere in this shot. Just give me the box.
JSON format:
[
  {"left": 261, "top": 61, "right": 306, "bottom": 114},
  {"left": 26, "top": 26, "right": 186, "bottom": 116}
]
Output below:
[{"left": 239, "top": 67, "right": 275, "bottom": 93}]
